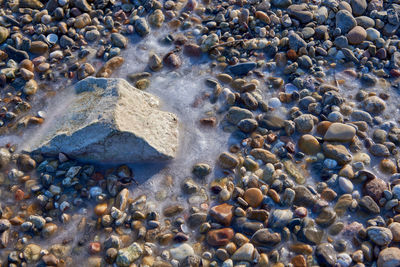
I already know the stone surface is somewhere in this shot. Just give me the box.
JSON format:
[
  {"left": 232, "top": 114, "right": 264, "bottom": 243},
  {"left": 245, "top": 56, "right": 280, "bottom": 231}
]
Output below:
[
  {"left": 389, "top": 222, "right": 400, "bottom": 242},
  {"left": 359, "top": 196, "right": 380, "bottom": 214},
  {"left": 363, "top": 178, "right": 388, "bottom": 203},
  {"left": 231, "top": 243, "right": 254, "bottom": 261},
  {"left": 298, "top": 134, "right": 320, "bottom": 154},
  {"left": 367, "top": 227, "right": 393, "bottom": 246},
  {"left": 378, "top": 247, "right": 400, "bottom": 267},
  {"left": 116, "top": 242, "right": 143, "bottom": 267},
  {"left": 170, "top": 243, "right": 194, "bottom": 261},
  {"left": 207, "top": 228, "right": 234, "bottom": 246},
  {"left": 210, "top": 203, "right": 233, "bottom": 226},
  {"left": 336, "top": 10, "right": 356, "bottom": 33},
  {"left": 243, "top": 188, "right": 263, "bottom": 208},
  {"left": 324, "top": 123, "right": 356, "bottom": 142},
  {"left": 250, "top": 229, "right": 281, "bottom": 249},
  {"left": 28, "top": 78, "right": 178, "bottom": 163},
  {"left": 322, "top": 143, "right": 352, "bottom": 165}
]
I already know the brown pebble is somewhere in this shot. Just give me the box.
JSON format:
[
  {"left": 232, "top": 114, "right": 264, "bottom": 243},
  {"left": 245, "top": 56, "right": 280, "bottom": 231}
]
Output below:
[
  {"left": 291, "top": 255, "right": 306, "bottom": 267},
  {"left": 20, "top": 59, "right": 34, "bottom": 72},
  {"left": 243, "top": 188, "right": 263, "bottom": 208},
  {"left": 94, "top": 203, "right": 108, "bottom": 216},
  {"left": 207, "top": 228, "right": 234, "bottom": 246}
]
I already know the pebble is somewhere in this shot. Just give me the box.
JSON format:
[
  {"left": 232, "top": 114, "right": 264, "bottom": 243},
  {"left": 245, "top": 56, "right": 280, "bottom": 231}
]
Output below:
[
  {"left": 347, "top": 26, "right": 367, "bottom": 44},
  {"left": 243, "top": 188, "right": 263, "bottom": 208},
  {"left": 116, "top": 242, "right": 143, "bottom": 267},
  {"left": 170, "top": 243, "right": 194, "bottom": 261},
  {"left": 210, "top": 203, "right": 233, "bottom": 226},
  {"left": 23, "top": 244, "right": 42, "bottom": 263},
  {"left": 231, "top": 243, "right": 254, "bottom": 261},
  {"left": 134, "top": 18, "right": 150, "bottom": 36},
  {"left": 218, "top": 152, "right": 239, "bottom": 169},
  {"left": 324, "top": 123, "right": 356, "bottom": 142},
  {"left": 367, "top": 226, "right": 393, "bottom": 246},
  {"left": 207, "top": 228, "right": 234, "bottom": 246},
  {"left": 0, "top": 27, "right": 9, "bottom": 44},
  {"left": 336, "top": 10, "right": 357, "bottom": 33},
  {"left": 339, "top": 177, "right": 353, "bottom": 193},
  {"left": 378, "top": 247, "right": 400, "bottom": 267},
  {"left": 23, "top": 80, "right": 38, "bottom": 95},
  {"left": 316, "top": 243, "right": 337, "bottom": 266},
  {"left": 268, "top": 209, "right": 293, "bottom": 229},
  {"left": 250, "top": 229, "right": 281, "bottom": 248},
  {"left": 359, "top": 196, "right": 380, "bottom": 214},
  {"left": 227, "top": 62, "right": 257, "bottom": 76}
]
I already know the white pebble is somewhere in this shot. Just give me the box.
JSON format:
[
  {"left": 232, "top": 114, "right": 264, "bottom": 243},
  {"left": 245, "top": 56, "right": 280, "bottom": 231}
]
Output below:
[
  {"left": 339, "top": 176, "right": 353, "bottom": 193},
  {"left": 268, "top": 97, "right": 282, "bottom": 108},
  {"left": 47, "top": 33, "right": 58, "bottom": 44}
]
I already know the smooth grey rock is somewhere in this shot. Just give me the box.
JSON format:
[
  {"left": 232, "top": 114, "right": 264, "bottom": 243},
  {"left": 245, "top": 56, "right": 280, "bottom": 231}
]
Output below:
[
  {"left": 336, "top": 10, "right": 357, "bottom": 33},
  {"left": 367, "top": 226, "right": 393, "bottom": 246},
  {"left": 351, "top": 0, "right": 367, "bottom": 16},
  {"left": 28, "top": 77, "right": 178, "bottom": 163}
]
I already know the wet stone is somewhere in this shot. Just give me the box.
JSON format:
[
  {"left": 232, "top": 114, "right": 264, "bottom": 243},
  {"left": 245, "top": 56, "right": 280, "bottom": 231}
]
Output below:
[
  {"left": 218, "top": 152, "right": 239, "bottom": 169},
  {"left": 227, "top": 62, "right": 257, "bottom": 76},
  {"left": 293, "top": 186, "right": 316, "bottom": 207},
  {"left": 187, "top": 212, "right": 207, "bottom": 228},
  {"left": 334, "top": 194, "right": 353, "bottom": 216},
  {"left": 226, "top": 107, "right": 253, "bottom": 124},
  {"left": 369, "top": 144, "right": 390, "bottom": 157},
  {"left": 298, "top": 134, "right": 320, "bottom": 155},
  {"left": 316, "top": 208, "right": 337, "bottom": 227},
  {"left": 378, "top": 247, "right": 400, "bottom": 267},
  {"left": 316, "top": 243, "right": 337, "bottom": 267},
  {"left": 363, "top": 178, "right": 388, "bottom": 203},
  {"left": 322, "top": 143, "right": 352, "bottom": 165},
  {"left": 243, "top": 188, "right": 263, "bottom": 208},
  {"left": 207, "top": 228, "right": 234, "bottom": 246},
  {"left": 324, "top": 123, "right": 356, "bottom": 142},
  {"left": 268, "top": 209, "right": 293, "bottom": 229},
  {"left": 192, "top": 163, "right": 211, "bottom": 178},
  {"left": 259, "top": 114, "right": 285, "bottom": 130},
  {"left": 367, "top": 226, "right": 393, "bottom": 246},
  {"left": 163, "top": 205, "right": 184, "bottom": 217},
  {"left": 359, "top": 196, "right": 380, "bottom": 214},
  {"left": 210, "top": 203, "right": 233, "bottom": 226},
  {"left": 250, "top": 229, "right": 281, "bottom": 249}
]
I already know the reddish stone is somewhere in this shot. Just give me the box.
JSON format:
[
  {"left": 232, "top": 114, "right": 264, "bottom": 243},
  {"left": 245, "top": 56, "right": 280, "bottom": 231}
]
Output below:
[
  {"left": 206, "top": 228, "right": 234, "bottom": 246},
  {"left": 210, "top": 203, "right": 233, "bottom": 226},
  {"left": 390, "top": 69, "right": 400, "bottom": 77},
  {"left": 294, "top": 207, "right": 307, "bottom": 218},
  {"left": 89, "top": 242, "right": 101, "bottom": 254},
  {"left": 92, "top": 172, "right": 104, "bottom": 181},
  {"left": 15, "top": 189, "right": 24, "bottom": 201},
  {"left": 42, "top": 254, "right": 59, "bottom": 266},
  {"left": 363, "top": 178, "right": 388, "bottom": 203},
  {"left": 163, "top": 52, "right": 182, "bottom": 68},
  {"left": 287, "top": 49, "right": 298, "bottom": 60}
]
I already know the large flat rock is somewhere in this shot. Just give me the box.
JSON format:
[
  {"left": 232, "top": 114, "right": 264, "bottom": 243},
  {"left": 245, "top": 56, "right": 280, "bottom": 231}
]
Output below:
[{"left": 29, "top": 77, "right": 179, "bottom": 163}]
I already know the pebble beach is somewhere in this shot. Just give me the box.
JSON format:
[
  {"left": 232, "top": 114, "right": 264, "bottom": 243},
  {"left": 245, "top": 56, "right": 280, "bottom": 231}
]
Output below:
[{"left": 0, "top": 0, "right": 400, "bottom": 266}]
